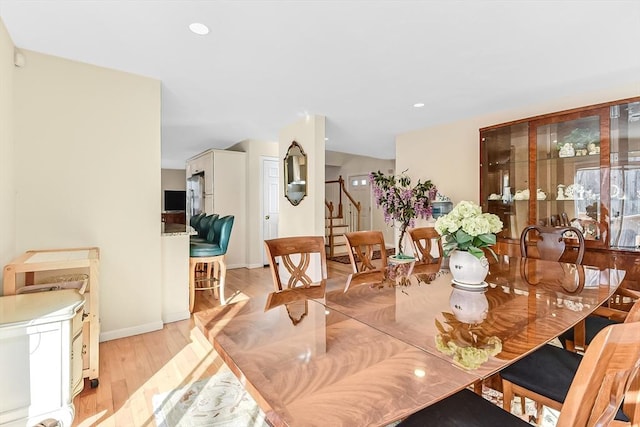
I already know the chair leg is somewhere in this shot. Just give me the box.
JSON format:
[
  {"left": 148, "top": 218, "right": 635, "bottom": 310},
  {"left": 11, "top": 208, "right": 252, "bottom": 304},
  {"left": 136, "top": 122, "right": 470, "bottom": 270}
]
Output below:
[
  {"left": 189, "top": 258, "right": 197, "bottom": 313},
  {"left": 212, "top": 260, "right": 220, "bottom": 300},
  {"left": 472, "top": 380, "right": 482, "bottom": 395},
  {"left": 218, "top": 255, "right": 227, "bottom": 305},
  {"left": 205, "top": 261, "right": 214, "bottom": 297},
  {"left": 502, "top": 379, "right": 513, "bottom": 412}
]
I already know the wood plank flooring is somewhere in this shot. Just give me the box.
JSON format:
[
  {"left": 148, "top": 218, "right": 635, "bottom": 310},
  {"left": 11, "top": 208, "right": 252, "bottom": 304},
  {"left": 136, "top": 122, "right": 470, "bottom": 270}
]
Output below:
[{"left": 72, "top": 260, "right": 352, "bottom": 426}]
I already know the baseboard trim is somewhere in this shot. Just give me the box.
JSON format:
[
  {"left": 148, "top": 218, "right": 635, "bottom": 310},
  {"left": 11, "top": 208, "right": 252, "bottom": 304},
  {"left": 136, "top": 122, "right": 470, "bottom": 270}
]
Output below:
[
  {"left": 227, "top": 263, "right": 247, "bottom": 270},
  {"left": 162, "top": 310, "right": 191, "bottom": 324},
  {"left": 100, "top": 320, "right": 164, "bottom": 342},
  {"left": 246, "top": 263, "right": 265, "bottom": 269}
]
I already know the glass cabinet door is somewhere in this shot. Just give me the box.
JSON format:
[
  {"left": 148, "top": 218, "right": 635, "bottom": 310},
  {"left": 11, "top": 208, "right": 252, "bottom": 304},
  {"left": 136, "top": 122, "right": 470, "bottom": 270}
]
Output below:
[
  {"left": 534, "top": 112, "right": 605, "bottom": 243},
  {"left": 480, "top": 123, "right": 528, "bottom": 240},
  {"left": 610, "top": 100, "right": 640, "bottom": 249}
]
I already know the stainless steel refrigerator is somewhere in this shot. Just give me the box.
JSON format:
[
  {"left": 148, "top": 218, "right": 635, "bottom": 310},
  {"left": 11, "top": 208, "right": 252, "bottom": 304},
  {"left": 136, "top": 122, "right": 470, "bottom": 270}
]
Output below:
[{"left": 187, "top": 173, "right": 205, "bottom": 219}]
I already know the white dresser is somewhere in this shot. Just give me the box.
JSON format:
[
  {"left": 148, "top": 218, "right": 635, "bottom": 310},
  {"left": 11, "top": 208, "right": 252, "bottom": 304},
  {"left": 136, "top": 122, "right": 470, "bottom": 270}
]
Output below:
[{"left": 0, "top": 290, "right": 85, "bottom": 427}]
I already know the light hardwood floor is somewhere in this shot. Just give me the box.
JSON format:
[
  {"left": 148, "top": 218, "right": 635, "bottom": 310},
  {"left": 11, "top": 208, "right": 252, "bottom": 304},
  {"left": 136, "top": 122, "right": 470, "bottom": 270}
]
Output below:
[{"left": 72, "top": 260, "right": 353, "bottom": 426}]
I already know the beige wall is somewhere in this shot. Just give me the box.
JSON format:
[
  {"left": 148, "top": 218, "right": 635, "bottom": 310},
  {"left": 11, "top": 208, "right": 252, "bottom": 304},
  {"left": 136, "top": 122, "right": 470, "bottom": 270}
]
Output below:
[
  {"left": 13, "top": 49, "right": 162, "bottom": 341},
  {"left": 229, "top": 139, "right": 278, "bottom": 268},
  {"left": 397, "top": 84, "right": 640, "bottom": 208},
  {"left": 279, "top": 116, "right": 326, "bottom": 238},
  {"left": 161, "top": 168, "right": 186, "bottom": 191},
  {"left": 0, "top": 20, "right": 15, "bottom": 276}
]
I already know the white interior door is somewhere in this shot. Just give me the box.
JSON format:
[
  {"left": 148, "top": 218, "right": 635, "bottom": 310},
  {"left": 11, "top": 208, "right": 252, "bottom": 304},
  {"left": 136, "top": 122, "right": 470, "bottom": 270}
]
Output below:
[
  {"left": 348, "top": 174, "right": 372, "bottom": 230},
  {"left": 262, "top": 158, "right": 279, "bottom": 265}
]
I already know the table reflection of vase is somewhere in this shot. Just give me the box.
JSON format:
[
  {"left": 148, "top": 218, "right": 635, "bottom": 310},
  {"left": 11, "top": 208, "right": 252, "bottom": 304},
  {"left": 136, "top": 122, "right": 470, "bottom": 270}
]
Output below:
[
  {"left": 449, "top": 286, "right": 488, "bottom": 324},
  {"left": 449, "top": 250, "right": 489, "bottom": 285}
]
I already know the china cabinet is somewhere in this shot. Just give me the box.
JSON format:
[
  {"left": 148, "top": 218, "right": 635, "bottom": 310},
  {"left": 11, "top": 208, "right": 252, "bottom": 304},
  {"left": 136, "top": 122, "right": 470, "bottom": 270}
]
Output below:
[{"left": 481, "top": 97, "right": 640, "bottom": 289}]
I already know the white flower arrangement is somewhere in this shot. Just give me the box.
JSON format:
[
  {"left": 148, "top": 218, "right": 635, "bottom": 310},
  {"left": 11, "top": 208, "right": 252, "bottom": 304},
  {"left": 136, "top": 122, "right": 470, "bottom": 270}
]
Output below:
[{"left": 434, "top": 200, "right": 503, "bottom": 260}]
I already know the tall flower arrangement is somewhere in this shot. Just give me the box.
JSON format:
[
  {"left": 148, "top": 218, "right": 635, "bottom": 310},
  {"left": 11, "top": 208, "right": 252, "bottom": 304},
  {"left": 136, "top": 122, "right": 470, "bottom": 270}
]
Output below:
[
  {"left": 434, "top": 201, "right": 503, "bottom": 260},
  {"left": 370, "top": 170, "right": 437, "bottom": 256}
]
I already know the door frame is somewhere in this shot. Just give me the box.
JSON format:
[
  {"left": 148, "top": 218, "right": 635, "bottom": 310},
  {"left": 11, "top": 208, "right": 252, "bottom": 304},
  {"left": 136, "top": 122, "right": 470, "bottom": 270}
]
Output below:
[{"left": 261, "top": 156, "right": 279, "bottom": 266}]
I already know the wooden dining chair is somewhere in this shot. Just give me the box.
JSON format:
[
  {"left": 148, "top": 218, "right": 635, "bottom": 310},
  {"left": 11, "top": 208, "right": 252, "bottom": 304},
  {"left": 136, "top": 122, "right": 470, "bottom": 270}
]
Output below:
[
  {"left": 520, "top": 225, "right": 586, "bottom": 264},
  {"left": 408, "top": 226, "right": 443, "bottom": 266},
  {"left": 560, "top": 287, "right": 640, "bottom": 352},
  {"left": 344, "top": 230, "right": 388, "bottom": 273},
  {"left": 500, "top": 297, "right": 640, "bottom": 424},
  {"left": 264, "top": 236, "right": 327, "bottom": 291},
  {"left": 399, "top": 321, "right": 640, "bottom": 427}
]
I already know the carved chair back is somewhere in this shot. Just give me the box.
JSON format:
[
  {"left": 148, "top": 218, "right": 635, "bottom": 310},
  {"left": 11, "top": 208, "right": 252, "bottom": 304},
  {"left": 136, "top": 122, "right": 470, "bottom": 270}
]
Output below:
[
  {"left": 557, "top": 322, "right": 640, "bottom": 426},
  {"left": 264, "top": 236, "right": 327, "bottom": 291},
  {"left": 344, "top": 231, "right": 388, "bottom": 273},
  {"left": 408, "top": 227, "right": 443, "bottom": 266},
  {"left": 520, "top": 225, "right": 585, "bottom": 264}
]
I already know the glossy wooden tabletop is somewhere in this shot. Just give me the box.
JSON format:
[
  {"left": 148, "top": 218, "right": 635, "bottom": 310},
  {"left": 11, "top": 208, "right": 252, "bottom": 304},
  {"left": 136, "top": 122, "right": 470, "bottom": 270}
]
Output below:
[
  {"left": 194, "top": 256, "right": 625, "bottom": 427},
  {"left": 326, "top": 256, "right": 624, "bottom": 377}
]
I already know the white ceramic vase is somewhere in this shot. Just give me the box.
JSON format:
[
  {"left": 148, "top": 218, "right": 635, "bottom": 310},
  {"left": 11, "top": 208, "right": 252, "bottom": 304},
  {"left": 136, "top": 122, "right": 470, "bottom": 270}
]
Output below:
[
  {"left": 449, "top": 287, "right": 489, "bottom": 324},
  {"left": 449, "top": 250, "right": 489, "bottom": 285}
]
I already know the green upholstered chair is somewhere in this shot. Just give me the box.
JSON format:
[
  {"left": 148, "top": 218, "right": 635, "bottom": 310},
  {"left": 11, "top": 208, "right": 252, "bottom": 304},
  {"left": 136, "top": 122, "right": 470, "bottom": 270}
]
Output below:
[
  {"left": 189, "top": 212, "right": 206, "bottom": 229},
  {"left": 190, "top": 214, "right": 218, "bottom": 243},
  {"left": 188, "top": 215, "right": 235, "bottom": 312}
]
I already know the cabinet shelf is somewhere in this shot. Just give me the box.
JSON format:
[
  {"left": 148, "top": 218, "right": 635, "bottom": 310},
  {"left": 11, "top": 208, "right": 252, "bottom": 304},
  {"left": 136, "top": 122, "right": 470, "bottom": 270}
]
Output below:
[
  {"left": 536, "top": 156, "right": 601, "bottom": 168},
  {"left": 481, "top": 96, "right": 640, "bottom": 273}
]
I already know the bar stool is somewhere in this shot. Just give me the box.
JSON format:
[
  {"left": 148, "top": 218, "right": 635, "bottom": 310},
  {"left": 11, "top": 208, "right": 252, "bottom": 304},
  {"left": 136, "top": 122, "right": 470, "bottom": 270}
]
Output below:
[{"left": 188, "top": 215, "right": 234, "bottom": 312}]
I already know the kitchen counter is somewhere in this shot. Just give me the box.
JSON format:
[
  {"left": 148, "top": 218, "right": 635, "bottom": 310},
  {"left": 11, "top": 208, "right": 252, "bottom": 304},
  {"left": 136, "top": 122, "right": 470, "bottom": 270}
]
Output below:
[
  {"left": 161, "top": 232, "right": 191, "bottom": 323},
  {"left": 161, "top": 223, "right": 197, "bottom": 235}
]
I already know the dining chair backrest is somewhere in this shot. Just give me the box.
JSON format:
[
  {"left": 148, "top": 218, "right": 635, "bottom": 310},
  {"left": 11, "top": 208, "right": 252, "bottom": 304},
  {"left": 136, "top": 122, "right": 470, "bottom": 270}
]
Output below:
[
  {"left": 557, "top": 322, "right": 640, "bottom": 427},
  {"left": 344, "top": 231, "right": 388, "bottom": 273},
  {"left": 264, "top": 236, "right": 327, "bottom": 291},
  {"left": 520, "top": 225, "right": 585, "bottom": 264},
  {"left": 625, "top": 297, "right": 640, "bottom": 323},
  {"left": 408, "top": 227, "right": 443, "bottom": 266}
]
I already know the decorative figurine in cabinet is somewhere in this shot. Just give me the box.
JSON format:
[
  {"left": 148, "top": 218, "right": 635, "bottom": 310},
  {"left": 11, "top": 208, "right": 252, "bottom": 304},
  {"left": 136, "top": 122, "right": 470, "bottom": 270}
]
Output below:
[{"left": 480, "top": 96, "right": 640, "bottom": 290}]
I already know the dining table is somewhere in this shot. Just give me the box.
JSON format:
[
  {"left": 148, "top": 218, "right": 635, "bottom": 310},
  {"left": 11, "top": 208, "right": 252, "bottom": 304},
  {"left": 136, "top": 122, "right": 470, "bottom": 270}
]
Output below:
[{"left": 194, "top": 255, "right": 626, "bottom": 427}]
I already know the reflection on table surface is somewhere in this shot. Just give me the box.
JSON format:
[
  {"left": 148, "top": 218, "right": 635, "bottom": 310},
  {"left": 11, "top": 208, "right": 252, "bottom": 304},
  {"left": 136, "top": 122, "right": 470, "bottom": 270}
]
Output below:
[
  {"left": 196, "top": 289, "right": 478, "bottom": 427},
  {"left": 328, "top": 256, "right": 624, "bottom": 376},
  {"left": 194, "top": 256, "right": 625, "bottom": 427}
]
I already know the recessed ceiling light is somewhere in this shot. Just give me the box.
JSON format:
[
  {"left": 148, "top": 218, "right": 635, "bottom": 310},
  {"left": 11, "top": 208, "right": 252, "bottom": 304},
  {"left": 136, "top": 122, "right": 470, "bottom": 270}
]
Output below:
[
  {"left": 413, "top": 103, "right": 425, "bottom": 108},
  {"left": 189, "top": 23, "right": 210, "bottom": 35},
  {"left": 324, "top": 137, "right": 329, "bottom": 141}
]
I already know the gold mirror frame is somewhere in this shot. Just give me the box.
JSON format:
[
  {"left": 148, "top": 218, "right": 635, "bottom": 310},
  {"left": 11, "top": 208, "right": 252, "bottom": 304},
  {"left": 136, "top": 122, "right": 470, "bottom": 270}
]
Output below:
[{"left": 284, "top": 141, "right": 307, "bottom": 206}]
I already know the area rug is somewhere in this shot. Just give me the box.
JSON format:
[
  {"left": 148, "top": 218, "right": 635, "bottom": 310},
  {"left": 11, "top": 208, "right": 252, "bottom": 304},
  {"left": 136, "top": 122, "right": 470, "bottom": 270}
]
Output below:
[
  {"left": 153, "top": 366, "right": 556, "bottom": 427},
  {"left": 482, "top": 384, "right": 559, "bottom": 426},
  {"left": 328, "top": 248, "right": 395, "bottom": 264},
  {"left": 152, "top": 367, "right": 268, "bottom": 427}
]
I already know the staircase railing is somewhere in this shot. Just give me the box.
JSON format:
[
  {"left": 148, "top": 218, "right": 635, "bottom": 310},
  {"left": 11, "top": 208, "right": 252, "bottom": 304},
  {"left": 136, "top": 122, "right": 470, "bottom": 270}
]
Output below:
[{"left": 325, "top": 176, "right": 362, "bottom": 256}]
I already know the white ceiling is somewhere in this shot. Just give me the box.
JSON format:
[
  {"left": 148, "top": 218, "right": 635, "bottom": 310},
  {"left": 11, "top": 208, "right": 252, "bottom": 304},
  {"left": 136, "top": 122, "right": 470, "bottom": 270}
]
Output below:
[{"left": 1, "top": 1, "right": 639, "bottom": 169}]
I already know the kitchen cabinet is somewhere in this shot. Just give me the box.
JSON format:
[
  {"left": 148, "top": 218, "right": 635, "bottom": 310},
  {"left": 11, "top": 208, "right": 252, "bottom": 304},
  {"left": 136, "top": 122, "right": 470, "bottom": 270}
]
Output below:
[
  {"left": 481, "top": 97, "right": 640, "bottom": 288},
  {"left": 3, "top": 247, "right": 101, "bottom": 388},
  {"left": 161, "top": 211, "right": 186, "bottom": 225},
  {"left": 186, "top": 150, "right": 247, "bottom": 268},
  {"left": 0, "top": 290, "right": 84, "bottom": 427}
]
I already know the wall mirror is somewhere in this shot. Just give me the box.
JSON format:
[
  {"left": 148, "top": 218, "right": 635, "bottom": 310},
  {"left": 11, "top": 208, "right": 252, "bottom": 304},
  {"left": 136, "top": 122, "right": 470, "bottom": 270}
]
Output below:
[{"left": 284, "top": 141, "right": 307, "bottom": 206}]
